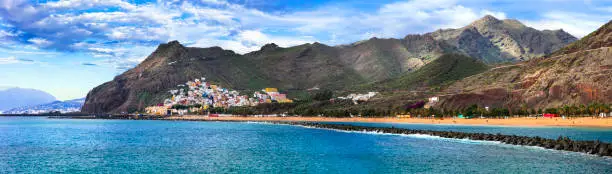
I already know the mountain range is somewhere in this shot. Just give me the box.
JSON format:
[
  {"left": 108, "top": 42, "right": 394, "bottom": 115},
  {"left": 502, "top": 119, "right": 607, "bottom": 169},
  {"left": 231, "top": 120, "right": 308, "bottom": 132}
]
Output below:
[
  {"left": 0, "top": 87, "right": 56, "bottom": 112},
  {"left": 3, "top": 98, "right": 85, "bottom": 114},
  {"left": 438, "top": 20, "right": 612, "bottom": 110},
  {"left": 82, "top": 16, "right": 582, "bottom": 113}
]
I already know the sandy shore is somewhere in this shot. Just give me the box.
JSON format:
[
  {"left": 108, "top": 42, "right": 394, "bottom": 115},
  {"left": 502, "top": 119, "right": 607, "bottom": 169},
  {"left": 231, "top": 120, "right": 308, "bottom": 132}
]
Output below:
[{"left": 164, "top": 116, "right": 612, "bottom": 128}]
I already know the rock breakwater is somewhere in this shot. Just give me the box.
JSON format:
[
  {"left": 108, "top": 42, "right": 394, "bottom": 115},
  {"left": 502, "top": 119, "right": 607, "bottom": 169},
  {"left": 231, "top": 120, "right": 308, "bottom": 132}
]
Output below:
[{"left": 281, "top": 122, "right": 612, "bottom": 157}]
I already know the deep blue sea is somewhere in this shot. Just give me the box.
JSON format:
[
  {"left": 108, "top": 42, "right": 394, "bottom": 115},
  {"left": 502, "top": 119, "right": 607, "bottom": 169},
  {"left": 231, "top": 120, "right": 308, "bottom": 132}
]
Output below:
[{"left": 1, "top": 117, "right": 611, "bottom": 173}]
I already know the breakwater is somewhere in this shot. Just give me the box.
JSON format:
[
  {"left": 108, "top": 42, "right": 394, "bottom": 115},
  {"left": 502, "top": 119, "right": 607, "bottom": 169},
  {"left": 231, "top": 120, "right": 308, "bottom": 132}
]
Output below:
[{"left": 279, "top": 122, "right": 612, "bottom": 157}]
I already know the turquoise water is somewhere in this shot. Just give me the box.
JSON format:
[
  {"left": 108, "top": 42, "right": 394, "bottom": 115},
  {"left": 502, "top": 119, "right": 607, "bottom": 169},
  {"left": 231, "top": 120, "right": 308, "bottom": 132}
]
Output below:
[
  {"left": 0, "top": 117, "right": 611, "bottom": 173},
  {"left": 327, "top": 122, "right": 612, "bottom": 142}
]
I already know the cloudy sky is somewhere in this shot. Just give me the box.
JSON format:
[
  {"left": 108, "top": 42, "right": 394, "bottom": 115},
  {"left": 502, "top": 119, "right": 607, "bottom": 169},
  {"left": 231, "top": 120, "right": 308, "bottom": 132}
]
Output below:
[{"left": 0, "top": 0, "right": 610, "bottom": 100}]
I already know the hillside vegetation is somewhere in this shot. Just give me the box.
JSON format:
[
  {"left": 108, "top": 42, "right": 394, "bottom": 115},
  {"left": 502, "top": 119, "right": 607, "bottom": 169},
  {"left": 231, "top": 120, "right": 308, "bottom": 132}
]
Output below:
[{"left": 368, "top": 54, "right": 489, "bottom": 90}]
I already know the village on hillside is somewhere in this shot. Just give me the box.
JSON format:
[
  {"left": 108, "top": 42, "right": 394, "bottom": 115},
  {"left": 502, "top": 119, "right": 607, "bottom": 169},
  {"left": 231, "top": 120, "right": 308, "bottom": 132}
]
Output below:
[{"left": 145, "top": 77, "right": 294, "bottom": 116}]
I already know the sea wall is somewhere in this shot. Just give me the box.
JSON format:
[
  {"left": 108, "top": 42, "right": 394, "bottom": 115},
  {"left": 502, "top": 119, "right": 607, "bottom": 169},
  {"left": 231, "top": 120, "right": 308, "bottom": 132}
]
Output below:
[{"left": 280, "top": 122, "right": 612, "bottom": 157}]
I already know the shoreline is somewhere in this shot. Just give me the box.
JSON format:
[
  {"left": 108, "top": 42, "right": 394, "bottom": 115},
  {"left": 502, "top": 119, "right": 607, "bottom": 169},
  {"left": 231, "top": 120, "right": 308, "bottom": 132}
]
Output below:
[{"left": 163, "top": 116, "right": 612, "bottom": 128}]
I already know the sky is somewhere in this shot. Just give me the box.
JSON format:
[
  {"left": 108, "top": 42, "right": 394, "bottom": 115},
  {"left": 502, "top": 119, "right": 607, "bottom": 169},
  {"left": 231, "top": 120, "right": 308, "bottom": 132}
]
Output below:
[{"left": 0, "top": 0, "right": 610, "bottom": 100}]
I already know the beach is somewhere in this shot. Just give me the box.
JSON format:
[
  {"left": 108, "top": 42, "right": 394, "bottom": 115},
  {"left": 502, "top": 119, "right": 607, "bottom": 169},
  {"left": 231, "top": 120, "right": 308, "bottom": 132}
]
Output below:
[{"left": 165, "top": 115, "right": 612, "bottom": 128}]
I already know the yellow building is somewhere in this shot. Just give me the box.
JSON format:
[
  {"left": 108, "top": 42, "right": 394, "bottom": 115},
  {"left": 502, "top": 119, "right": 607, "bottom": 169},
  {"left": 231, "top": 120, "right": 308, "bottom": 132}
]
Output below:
[
  {"left": 278, "top": 99, "right": 293, "bottom": 103},
  {"left": 145, "top": 106, "right": 169, "bottom": 115},
  {"left": 265, "top": 88, "right": 278, "bottom": 93}
]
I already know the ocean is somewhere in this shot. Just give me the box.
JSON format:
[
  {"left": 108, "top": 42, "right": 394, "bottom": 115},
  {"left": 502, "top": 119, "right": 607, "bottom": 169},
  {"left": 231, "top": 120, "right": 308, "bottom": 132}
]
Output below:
[{"left": 1, "top": 117, "right": 611, "bottom": 173}]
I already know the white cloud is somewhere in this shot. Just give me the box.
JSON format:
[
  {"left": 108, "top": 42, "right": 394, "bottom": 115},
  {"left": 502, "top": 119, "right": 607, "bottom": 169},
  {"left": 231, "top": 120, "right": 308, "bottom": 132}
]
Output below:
[
  {"left": 192, "top": 30, "right": 315, "bottom": 54},
  {"left": 0, "top": 56, "right": 19, "bottom": 64},
  {"left": 27, "top": 37, "right": 52, "bottom": 47},
  {"left": 88, "top": 47, "right": 113, "bottom": 53},
  {"left": 0, "top": 29, "right": 16, "bottom": 37},
  {"left": 2, "top": 0, "right": 608, "bottom": 72},
  {"left": 44, "top": 0, "right": 136, "bottom": 10},
  {"left": 523, "top": 11, "right": 610, "bottom": 38}
]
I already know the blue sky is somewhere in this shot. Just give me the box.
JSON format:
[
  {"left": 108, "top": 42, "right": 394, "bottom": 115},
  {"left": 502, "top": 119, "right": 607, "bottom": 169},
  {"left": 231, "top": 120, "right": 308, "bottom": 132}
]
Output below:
[{"left": 0, "top": 0, "right": 610, "bottom": 100}]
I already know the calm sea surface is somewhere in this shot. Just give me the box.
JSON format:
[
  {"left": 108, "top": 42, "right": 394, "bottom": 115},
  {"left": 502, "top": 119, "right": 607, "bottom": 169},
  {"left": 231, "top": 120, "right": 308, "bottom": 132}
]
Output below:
[{"left": 1, "top": 117, "right": 611, "bottom": 173}]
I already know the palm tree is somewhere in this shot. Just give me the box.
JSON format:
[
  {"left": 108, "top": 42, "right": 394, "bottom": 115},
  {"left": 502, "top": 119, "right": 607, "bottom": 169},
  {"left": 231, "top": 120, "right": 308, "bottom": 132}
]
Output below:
[
  {"left": 559, "top": 106, "right": 566, "bottom": 117},
  {"left": 579, "top": 104, "right": 587, "bottom": 117},
  {"left": 588, "top": 103, "right": 596, "bottom": 116}
]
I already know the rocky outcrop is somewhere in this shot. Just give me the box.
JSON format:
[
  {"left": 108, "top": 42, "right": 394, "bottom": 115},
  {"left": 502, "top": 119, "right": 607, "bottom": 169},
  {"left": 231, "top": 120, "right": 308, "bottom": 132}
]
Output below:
[
  {"left": 428, "top": 15, "right": 577, "bottom": 63},
  {"left": 333, "top": 15, "right": 575, "bottom": 81},
  {"left": 438, "top": 20, "right": 612, "bottom": 110},
  {"left": 82, "top": 41, "right": 272, "bottom": 113}
]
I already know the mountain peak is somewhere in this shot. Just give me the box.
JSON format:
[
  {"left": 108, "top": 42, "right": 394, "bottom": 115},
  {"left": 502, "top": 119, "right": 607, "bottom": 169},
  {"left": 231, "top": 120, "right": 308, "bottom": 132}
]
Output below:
[
  {"left": 167, "top": 40, "right": 181, "bottom": 46},
  {"left": 260, "top": 43, "right": 279, "bottom": 51},
  {"left": 472, "top": 15, "right": 501, "bottom": 25}
]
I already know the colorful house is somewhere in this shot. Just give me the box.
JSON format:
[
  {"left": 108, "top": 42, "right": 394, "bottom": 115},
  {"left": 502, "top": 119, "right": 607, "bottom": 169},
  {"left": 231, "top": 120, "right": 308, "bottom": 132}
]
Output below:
[
  {"left": 265, "top": 88, "right": 278, "bottom": 93},
  {"left": 145, "top": 106, "right": 169, "bottom": 115},
  {"left": 543, "top": 113, "right": 560, "bottom": 118}
]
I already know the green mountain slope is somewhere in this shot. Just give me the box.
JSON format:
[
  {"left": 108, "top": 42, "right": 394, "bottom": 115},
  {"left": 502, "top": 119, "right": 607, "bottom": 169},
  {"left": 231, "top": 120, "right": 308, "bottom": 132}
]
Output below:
[{"left": 367, "top": 54, "right": 489, "bottom": 90}]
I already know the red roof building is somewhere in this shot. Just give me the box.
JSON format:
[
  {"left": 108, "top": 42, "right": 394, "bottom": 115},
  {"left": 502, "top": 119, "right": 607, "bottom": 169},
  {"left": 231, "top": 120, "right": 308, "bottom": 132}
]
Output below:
[{"left": 543, "top": 113, "right": 559, "bottom": 118}]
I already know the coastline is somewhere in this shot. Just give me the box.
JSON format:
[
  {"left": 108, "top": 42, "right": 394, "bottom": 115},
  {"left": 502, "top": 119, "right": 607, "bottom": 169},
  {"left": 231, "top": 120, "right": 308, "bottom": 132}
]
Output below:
[{"left": 164, "top": 116, "right": 612, "bottom": 128}]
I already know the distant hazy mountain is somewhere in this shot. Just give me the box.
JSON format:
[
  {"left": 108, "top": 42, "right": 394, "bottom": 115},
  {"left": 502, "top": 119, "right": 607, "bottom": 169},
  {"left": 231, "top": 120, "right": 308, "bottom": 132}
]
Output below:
[
  {"left": 4, "top": 98, "right": 84, "bottom": 114},
  {"left": 0, "top": 87, "right": 56, "bottom": 111}
]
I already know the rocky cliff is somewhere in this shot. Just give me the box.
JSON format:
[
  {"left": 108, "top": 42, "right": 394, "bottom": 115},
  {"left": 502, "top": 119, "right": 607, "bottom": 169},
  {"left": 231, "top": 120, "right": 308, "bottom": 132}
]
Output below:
[
  {"left": 82, "top": 41, "right": 272, "bottom": 113},
  {"left": 428, "top": 15, "right": 577, "bottom": 63},
  {"left": 438, "top": 20, "right": 612, "bottom": 110}
]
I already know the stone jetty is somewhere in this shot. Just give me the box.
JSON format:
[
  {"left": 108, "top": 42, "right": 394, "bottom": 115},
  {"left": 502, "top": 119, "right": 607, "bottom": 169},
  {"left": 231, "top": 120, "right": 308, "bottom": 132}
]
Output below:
[{"left": 280, "top": 122, "right": 612, "bottom": 157}]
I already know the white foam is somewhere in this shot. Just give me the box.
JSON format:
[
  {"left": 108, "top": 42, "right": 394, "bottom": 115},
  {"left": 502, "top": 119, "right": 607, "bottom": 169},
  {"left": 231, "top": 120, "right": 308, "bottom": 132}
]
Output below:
[
  {"left": 244, "top": 121, "right": 276, "bottom": 125},
  {"left": 290, "top": 124, "right": 612, "bottom": 159}
]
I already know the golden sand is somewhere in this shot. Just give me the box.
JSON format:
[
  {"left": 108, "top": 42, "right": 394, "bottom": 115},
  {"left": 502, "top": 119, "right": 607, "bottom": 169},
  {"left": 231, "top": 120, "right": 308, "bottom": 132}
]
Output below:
[{"left": 164, "top": 116, "right": 612, "bottom": 128}]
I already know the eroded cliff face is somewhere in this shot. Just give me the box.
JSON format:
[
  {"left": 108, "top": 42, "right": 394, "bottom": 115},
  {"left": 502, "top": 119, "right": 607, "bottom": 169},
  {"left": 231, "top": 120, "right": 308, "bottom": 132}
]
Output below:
[
  {"left": 439, "top": 47, "right": 612, "bottom": 110},
  {"left": 429, "top": 15, "right": 577, "bottom": 63},
  {"left": 438, "top": 20, "right": 612, "bottom": 110}
]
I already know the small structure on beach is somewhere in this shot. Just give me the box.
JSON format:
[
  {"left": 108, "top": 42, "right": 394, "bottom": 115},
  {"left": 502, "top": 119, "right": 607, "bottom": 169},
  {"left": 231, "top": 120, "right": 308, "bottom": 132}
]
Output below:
[
  {"left": 543, "top": 113, "right": 560, "bottom": 118},
  {"left": 396, "top": 114, "right": 411, "bottom": 118},
  {"left": 458, "top": 114, "right": 472, "bottom": 119}
]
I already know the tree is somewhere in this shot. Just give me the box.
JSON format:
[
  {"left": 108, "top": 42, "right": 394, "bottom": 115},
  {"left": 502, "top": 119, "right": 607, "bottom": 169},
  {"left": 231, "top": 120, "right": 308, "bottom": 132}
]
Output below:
[
  {"left": 560, "top": 106, "right": 568, "bottom": 117},
  {"left": 312, "top": 89, "right": 333, "bottom": 101},
  {"left": 538, "top": 108, "right": 543, "bottom": 115},
  {"left": 579, "top": 104, "right": 587, "bottom": 117},
  {"left": 465, "top": 104, "right": 478, "bottom": 117},
  {"left": 544, "top": 108, "right": 557, "bottom": 114}
]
